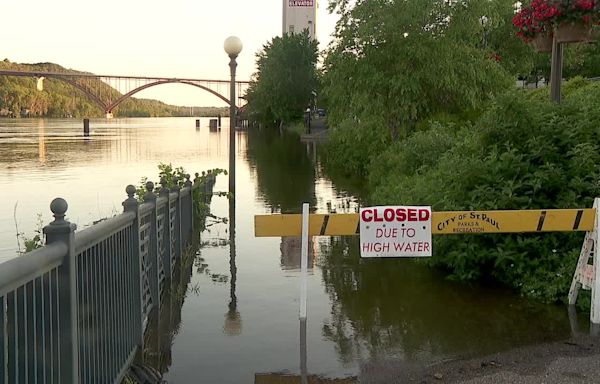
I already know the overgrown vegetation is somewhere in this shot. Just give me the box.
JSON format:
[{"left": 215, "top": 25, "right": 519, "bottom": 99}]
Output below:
[
  {"left": 321, "top": 0, "right": 600, "bottom": 305},
  {"left": 369, "top": 79, "right": 600, "bottom": 305},
  {"left": 15, "top": 209, "right": 44, "bottom": 255},
  {"left": 135, "top": 163, "right": 229, "bottom": 231}
]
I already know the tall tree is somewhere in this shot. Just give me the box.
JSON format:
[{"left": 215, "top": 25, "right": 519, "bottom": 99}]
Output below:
[
  {"left": 322, "top": 0, "right": 520, "bottom": 176},
  {"left": 245, "top": 31, "right": 319, "bottom": 127}
]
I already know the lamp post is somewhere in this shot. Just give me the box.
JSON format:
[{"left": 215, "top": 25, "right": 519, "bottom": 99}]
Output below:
[
  {"left": 480, "top": 16, "right": 489, "bottom": 49},
  {"left": 224, "top": 36, "right": 243, "bottom": 196},
  {"left": 224, "top": 37, "right": 242, "bottom": 314}
]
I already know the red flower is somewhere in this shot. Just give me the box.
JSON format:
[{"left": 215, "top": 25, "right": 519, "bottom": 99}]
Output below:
[{"left": 513, "top": 0, "right": 599, "bottom": 42}]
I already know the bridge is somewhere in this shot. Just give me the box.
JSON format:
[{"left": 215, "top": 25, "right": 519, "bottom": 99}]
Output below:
[{"left": 0, "top": 70, "right": 250, "bottom": 118}]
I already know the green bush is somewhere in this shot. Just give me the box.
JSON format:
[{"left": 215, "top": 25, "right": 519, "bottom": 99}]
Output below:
[
  {"left": 323, "top": 116, "right": 391, "bottom": 178},
  {"left": 370, "top": 79, "right": 600, "bottom": 305}
]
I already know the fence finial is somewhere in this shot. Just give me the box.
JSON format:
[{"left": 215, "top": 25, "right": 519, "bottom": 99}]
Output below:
[
  {"left": 124, "top": 185, "right": 139, "bottom": 212},
  {"left": 126, "top": 185, "right": 136, "bottom": 199},
  {"left": 172, "top": 176, "right": 181, "bottom": 192},
  {"left": 50, "top": 198, "right": 68, "bottom": 225},
  {"left": 160, "top": 177, "right": 170, "bottom": 196},
  {"left": 144, "top": 181, "right": 156, "bottom": 202}
]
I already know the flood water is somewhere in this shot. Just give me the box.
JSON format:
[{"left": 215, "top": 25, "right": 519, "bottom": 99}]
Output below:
[{"left": 0, "top": 118, "right": 584, "bottom": 382}]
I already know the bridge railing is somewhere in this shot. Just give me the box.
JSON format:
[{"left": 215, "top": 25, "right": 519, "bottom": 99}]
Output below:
[{"left": 0, "top": 176, "right": 206, "bottom": 384}]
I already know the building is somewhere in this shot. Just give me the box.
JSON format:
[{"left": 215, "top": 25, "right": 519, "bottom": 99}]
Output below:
[{"left": 282, "top": 0, "right": 317, "bottom": 39}]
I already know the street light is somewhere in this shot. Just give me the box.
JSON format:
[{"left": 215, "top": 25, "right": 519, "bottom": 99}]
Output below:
[{"left": 224, "top": 36, "right": 243, "bottom": 196}]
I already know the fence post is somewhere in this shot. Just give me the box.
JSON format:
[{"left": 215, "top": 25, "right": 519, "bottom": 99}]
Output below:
[
  {"left": 160, "top": 178, "right": 172, "bottom": 282},
  {"left": 123, "top": 185, "right": 144, "bottom": 347},
  {"left": 43, "top": 198, "right": 80, "bottom": 383},
  {"left": 143, "top": 182, "right": 160, "bottom": 311},
  {"left": 185, "top": 174, "right": 194, "bottom": 234},
  {"left": 171, "top": 177, "right": 183, "bottom": 261}
]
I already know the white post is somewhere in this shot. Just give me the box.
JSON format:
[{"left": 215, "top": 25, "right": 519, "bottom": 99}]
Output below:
[
  {"left": 592, "top": 198, "right": 600, "bottom": 324},
  {"left": 299, "top": 203, "right": 309, "bottom": 319}
]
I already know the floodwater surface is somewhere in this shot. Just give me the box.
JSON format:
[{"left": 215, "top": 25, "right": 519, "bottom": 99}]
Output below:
[{"left": 0, "top": 118, "right": 584, "bottom": 383}]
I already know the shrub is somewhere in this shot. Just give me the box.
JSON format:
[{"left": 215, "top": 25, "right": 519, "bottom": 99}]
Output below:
[{"left": 370, "top": 79, "right": 600, "bottom": 304}]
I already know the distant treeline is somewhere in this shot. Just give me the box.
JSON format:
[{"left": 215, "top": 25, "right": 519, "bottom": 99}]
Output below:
[{"left": 0, "top": 59, "right": 228, "bottom": 118}]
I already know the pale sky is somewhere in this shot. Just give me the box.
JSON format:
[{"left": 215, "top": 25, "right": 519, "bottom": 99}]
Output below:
[{"left": 1, "top": 0, "right": 338, "bottom": 106}]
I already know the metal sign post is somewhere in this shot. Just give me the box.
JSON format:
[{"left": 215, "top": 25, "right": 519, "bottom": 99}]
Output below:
[{"left": 299, "top": 203, "right": 309, "bottom": 320}]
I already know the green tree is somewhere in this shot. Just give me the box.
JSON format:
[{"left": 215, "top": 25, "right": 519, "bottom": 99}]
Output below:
[
  {"left": 371, "top": 79, "right": 600, "bottom": 304},
  {"left": 322, "top": 0, "right": 520, "bottom": 176},
  {"left": 245, "top": 31, "right": 319, "bottom": 127}
]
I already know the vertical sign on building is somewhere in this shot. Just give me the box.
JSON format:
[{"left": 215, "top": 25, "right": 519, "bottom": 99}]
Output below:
[
  {"left": 360, "top": 206, "right": 433, "bottom": 258},
  {"left": 289, "top": 0, "right": 314, "bottom": 5},
  {"left": 283, "top": 0, "right": 316, "bottom": 39}
]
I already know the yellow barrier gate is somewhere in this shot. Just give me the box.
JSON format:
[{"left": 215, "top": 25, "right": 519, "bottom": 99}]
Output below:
[
  {"left": 255, "top": 208, "right": 595, "bottom": 237},
  {"left": 255, "top": 201, "right": 600, "bottom": 325}
]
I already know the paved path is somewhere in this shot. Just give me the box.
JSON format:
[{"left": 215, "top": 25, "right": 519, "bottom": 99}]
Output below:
[{"left": 358, "top": 335, "right": 600, "bottom": 384}]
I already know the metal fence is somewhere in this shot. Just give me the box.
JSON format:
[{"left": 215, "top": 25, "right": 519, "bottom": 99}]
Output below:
[{"left": 0, "top": 176, "right": 202, "bottom": 384}]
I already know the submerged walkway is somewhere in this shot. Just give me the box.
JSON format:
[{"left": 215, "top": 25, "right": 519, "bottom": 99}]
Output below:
[{"left": 358, "top": 334, "right": 600, "bottom": 383}]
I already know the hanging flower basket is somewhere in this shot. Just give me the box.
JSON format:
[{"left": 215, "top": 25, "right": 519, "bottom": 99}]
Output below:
[
  {"left": 529, "top": 34, "right": 554, "bottom": 52},
  {"left": 513, "top": 1, "right": 600, "bottom": 45},
  {"left": 555, "top": 23, "right": 592, "bottom": 43}
]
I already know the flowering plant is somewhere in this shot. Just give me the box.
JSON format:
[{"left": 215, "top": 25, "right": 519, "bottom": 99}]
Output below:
[
  {"left": 513, "top": 0, "right": 600, "bottom": 41},
  {"left": 551, "top": 0, "right": 600, "bottom": 25}
]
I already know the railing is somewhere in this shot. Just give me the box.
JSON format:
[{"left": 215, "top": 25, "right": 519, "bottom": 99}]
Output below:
[{"left": 0, "top": 175, "right": 207, "bottom": 384}]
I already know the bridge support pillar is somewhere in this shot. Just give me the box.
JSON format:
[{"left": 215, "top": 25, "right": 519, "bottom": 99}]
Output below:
[
  {"left": 83, "top": 118, "right": 90, "bottom": 136},
  {"left": 36, "top": 77, "right": 45, "bottom": 91}
]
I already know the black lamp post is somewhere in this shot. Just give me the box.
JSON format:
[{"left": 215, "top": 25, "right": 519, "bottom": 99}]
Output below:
[{"left": 223, "top": 36, "right": 243, "bottom": 196}]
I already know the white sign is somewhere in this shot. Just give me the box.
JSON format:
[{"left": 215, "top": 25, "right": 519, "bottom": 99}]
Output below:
[{"left": 360, "top": 206, "right": 432, "bottom": 258}]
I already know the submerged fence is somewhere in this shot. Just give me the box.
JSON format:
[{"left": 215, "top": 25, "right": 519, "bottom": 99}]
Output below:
[{"left": 0, "top": 175, "right": 210, "bottom": 384}]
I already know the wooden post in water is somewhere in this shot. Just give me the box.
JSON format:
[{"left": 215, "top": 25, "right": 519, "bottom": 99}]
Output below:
[{"left": 83, "top": 118, "right": 90, "bottom": 136}]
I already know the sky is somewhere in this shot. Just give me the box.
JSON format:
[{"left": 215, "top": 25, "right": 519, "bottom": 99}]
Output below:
[{"left": 1, "top": 0, "right": 338, "bottom": 106}]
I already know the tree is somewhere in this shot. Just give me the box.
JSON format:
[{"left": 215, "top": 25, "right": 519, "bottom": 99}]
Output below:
[
  {"left": 245, "top": 31, "right": 319, "bottom": 127},
  {"left": 322, "top": 0, "right": 519, "bottom": 176}
]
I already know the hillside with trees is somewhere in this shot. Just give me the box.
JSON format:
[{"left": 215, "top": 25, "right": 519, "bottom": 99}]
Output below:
[{"left": 0, "top": 59, "right": 228, "bottom": 118}]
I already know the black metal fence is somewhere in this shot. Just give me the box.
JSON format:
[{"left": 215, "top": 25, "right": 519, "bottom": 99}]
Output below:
[{"left": 0, "top": 176, "right": 204, "bottom": 384}]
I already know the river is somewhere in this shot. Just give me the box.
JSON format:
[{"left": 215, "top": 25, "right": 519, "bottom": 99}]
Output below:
[{"left": 0, "top": 117, "right": 585, "bottom": 383}]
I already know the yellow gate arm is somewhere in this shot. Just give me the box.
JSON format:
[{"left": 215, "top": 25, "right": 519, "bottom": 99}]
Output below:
[{"left": 255, "top": 209, "right": 595, "bottom": 237}]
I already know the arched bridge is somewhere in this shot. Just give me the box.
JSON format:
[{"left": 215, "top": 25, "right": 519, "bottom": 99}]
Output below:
[{"left": 0, "top": 70, "right": 249, "bottom": 117}]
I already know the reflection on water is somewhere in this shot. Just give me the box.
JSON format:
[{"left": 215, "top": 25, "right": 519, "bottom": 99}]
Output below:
[
  {"left": 319, "top": 236, "right": 581, "bottom": 368},
  {"left": 0, "top": 118, "right": 586, "bottom": 383},
  {"left": 38, "top": 119, "right": 46, "bottom": 164},
  {"left": 224, "top": 197, "right": 241, "bottom": 336},
  {"left": 246, "top": 129, "right": 316, "bottom": 213},
  {"left": 281, "top": 237, "right": 315, "bottom": 270},
  {"left": 0, "top": 117, "right": 229, "bottom": 259}
]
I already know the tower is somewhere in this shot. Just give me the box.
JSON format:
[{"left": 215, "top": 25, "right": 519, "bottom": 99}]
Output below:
[{"left": 282, "top": 0, "right": 316, "bottom": 39}]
